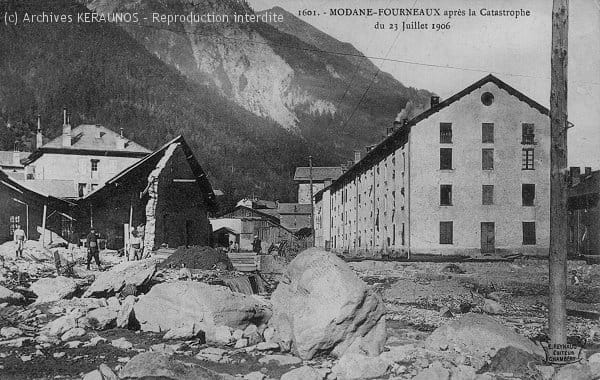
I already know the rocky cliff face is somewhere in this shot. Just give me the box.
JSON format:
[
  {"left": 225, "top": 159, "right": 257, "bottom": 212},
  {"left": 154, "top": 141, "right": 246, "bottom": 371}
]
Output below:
[{"left": 84, "top": 0, "right": 432, "bottom": 139}]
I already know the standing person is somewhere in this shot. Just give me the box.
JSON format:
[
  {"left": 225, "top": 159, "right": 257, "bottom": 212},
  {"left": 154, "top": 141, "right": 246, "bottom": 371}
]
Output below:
[
  {"left": 227, "top": 241, "right": 234, "bottom": 253},
  {"left": 252, "top": 235, "right": 262, "bottom": 254},
  {"left": 86, "top": 228, "right": 102, "bottom": 271},
  {"left": 13, "top": 225, "right": 26, "bottom": 259},
  {"left": 130, "top": 230, "right": 142, "bottom": 260}
]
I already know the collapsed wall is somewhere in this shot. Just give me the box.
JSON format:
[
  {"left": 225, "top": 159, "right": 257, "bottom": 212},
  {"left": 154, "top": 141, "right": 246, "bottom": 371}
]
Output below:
[{"left": 143, "top": 143, "right": 180, "bottom": 256}]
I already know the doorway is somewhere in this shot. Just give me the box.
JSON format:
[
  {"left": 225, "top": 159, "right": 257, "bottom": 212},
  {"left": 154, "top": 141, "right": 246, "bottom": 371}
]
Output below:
[{"left": 481, "top": 222, "right": 495, "bottom": 253}]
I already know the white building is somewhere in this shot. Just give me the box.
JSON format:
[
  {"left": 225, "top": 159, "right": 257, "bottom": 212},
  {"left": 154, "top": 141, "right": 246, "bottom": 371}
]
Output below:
[
  {"left": 21, "top": 109, "right": 151, "bottom": 197},
  {"left": 315, "top": 75, "right": 552, "bottom": 256}
]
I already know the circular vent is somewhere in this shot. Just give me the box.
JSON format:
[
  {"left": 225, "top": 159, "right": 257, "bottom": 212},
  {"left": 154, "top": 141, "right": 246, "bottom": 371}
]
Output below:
[{"left": 481, "top": 92, "right": 494, "bottom": 106}]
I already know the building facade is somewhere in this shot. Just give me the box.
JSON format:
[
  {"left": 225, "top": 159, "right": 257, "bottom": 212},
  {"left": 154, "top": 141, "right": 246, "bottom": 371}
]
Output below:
[
  {"left": 22, "top": 109, "right": 151, "bottom": 197},
  {"left": 294, "top": 167, "right": 342, "bottom": 204},
  {"left": 315, "top": 75, "right": 552, "bottom": 256}
]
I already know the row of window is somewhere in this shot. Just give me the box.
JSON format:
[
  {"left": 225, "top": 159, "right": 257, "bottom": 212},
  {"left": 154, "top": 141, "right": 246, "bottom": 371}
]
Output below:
[
  {"left": 439, "top": 221, "right": 537, "bottom": 245},
  {"left": 440, "top": 184, "right": 536, "bottom": 206},
  {"left": 440, "top": 148, "right": 535, "bottom": 170},
  {"left": 439, "top": 122, "right": 536, "bottom": 144}
]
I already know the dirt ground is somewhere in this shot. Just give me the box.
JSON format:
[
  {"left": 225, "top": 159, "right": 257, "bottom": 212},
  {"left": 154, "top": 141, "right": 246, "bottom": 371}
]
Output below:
[
  {"left": 2, "top": 246, "right": 600, "bottom": 379},
  {"left": 350, "top": 259, "right": 600, "bottom": 351}
]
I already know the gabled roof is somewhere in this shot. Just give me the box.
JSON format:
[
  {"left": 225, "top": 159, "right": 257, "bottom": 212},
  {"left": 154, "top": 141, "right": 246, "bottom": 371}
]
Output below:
[
  {"left": 42, "top": 124, "right": 151, "bottom": 152},
  {"left": 278, "top": 203, "right": 312, "bottom": 215},
  {"left": 79, "top": 135, "right": 217, "bottom": 209},
  {"left": 294, "top": 166, "right": 343, "bottom": 182},
  {"left": 23, "top": 124, "right": 151, "bottom": 164},
  {"left": 221, "top": 205, "right": 280, "bottom": 223},
  {"left": 331, "top": 74, "right": 551, "bottom": 190}
]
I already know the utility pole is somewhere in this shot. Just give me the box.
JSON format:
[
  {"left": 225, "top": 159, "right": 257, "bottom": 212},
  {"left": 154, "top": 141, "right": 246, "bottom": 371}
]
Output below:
[
  {"left": 309, "top": 155, "right": 315, "bottom": 247},
  {"left": 549, "top": 0, "right": 569, "bottom": 345}
]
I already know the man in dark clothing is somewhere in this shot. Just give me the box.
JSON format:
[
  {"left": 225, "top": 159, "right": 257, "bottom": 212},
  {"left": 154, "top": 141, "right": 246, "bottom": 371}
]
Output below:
[
  {"left": 252, "top": 235, "right": 262, "bottom": 254},
  {"left": 86, "top": 228, "right": 102, "bottom": 271}
]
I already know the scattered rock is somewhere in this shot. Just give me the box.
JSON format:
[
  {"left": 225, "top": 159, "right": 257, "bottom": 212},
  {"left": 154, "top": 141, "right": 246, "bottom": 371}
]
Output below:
[
  {"left": 331, "top": 352, "right": 390, "bottom": 380},
  {"left": 212, "top": 325, "right": 233, "bottom": 345},
  {"left": 235, "top": 338, "right": 248, "bottom": 348},
  {"left": 98, "top": 363, "right": 119, "bottom": 380},
  {"left": 61, "top": 327, "right": 86, "bottom": 341},
  {"left": 42, "top": 310, "right": 84, "bottom": 337},
  {"left": 553, "top": 362, "right": 593, "bottom": 380},
  {"left": 111, "top": 337, "right": 133, "bottom": 350},
  {"left": 243, "top": 324, "right": 258, "bottom": 337},
  {"left": 163, "top": 323, "right": 198, "bottom": 340},
  {"left": 481, "top": 346, "right": 543, "bottom": 377},
  {"left": 270, "top": 248, "right": 386, "bottom": 359},
  {"left": 258, "top": 354, "right": 302, "bottom": 366},
  {"left": 53, "top": 352, "right": 66, "bottom": 358},
  {"left": 280, "top": 366, "right": 324, "bottom": 380},
  {"left": 116, "top": 295, "right": 137, "bottom": 329},
  {"left": 86, "top": 307, "right": 118, "bottom": 330},
  {"left": 82, "top": 369, "right": 103, "bottom": 380},
  {"left": 65, "top": 340, "right": 82, "bottom": 349},
  {"left": 243, "top": 371, "right": 265, "bottom": 380},
  {"left": 1, "top": 326, "right": 23, "bottom": 339},
  {"left": 413, "top": 361, "right": 450, "bottom": 380},
  {"left": 30, "top": 276, "right": 78, "bottom": 303},
  {"left": 119, "top": 351, "right": 230, "bottom": 379},
  {"left": 232, "top": 329, "right": 244, "bottom": 341},
  {"left": 133, "top": 281, "right": 270, "bottom": 340},
  {"left": 196, "top": 347, "right": 227, "bottom": 362},
  {"left": 263, "top": 327, "right": 275, "bottom": 342},
  {"left": 441, "top": 264, "right": 465, "bottom": 274},
  {"left": 482, "top": 299, "right": 504, "bottom": 315},
  {"left": 256, "top": 342, "right": 279, "bottom": 351},
  {"left": 20, "top": 355, "right": 32, "bottom": 362},
  {"left": 426, "top": 313, "right": 544, "bottom": 369},
  {"left": 106, "top": 296, "right": 121, "bottom": 310},
  {"left": 84, "top": 336, "right": 107, "bottom": 347},
  {"left": 84, "top": 259, "right": 156, "bottom": 298},
  {"left": 0, "top": 285, "right": 25, "bottom": 304},
  {"left": 439, "top": 307, "right": 454, "bottom": 318}
]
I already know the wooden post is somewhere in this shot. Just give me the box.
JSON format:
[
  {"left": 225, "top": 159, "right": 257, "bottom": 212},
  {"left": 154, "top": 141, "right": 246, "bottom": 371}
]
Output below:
[
  {"left": 41, "top": 204, "right": 47, "bottom": 247},
  {"left": 309, "top": 155, "right": 315, "bottom": 247},
  {"left": 549, "top": 0, "right": 569, "bottom": 345}
]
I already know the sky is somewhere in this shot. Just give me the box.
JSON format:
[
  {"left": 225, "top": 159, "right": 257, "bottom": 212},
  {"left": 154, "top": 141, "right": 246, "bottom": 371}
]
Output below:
[{"left": 249, "top": 0, "right": 600, "bottom": 168}]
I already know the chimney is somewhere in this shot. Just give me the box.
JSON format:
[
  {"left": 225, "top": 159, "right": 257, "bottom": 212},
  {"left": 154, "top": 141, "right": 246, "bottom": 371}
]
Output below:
[
  {"left": 12, "top": 143, "right": 20, "bottom": 166},
  {"left": 430, "top": 96, "right": 440, "bottom": 108},
  {"left": 94, "top": 124, "right": 102, "bottom": 139},
  {"left": 585, "top": 167, "right": 592, "bottom": 177},
  {"left": 62, "top": 107, "right": 71, "bottom": 147},
  {"left": 569, "top": 167, "right": 581, "bottom": 186},
  {"left": 116, "top": 127, "right": 125, "bottom": 150},
  {"left": 354, "top": 149, "right": 361, "bottom": 164},
  {"left": 36, "top": 114, "right": 43, "bottom": 149}
]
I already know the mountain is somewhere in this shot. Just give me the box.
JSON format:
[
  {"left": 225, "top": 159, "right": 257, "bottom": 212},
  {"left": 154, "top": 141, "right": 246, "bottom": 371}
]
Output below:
[{"left": 0, "top": 0, "right": 432, "bottom": 210}]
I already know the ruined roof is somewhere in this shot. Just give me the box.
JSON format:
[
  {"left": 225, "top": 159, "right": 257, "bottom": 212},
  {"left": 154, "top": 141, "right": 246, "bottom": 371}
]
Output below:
[
  {"left": 15, "top": 179, "right": 78, "bottom": 199},
  {"left": 293, "top": 166, "right": 343, "bottom": 182},
  {"left": 330, "top": 74, "right": 552, "bottom": 191},
  {"left": 79, "top": 135, "right": 217, "bottom": 209},
  {"left": 278, "top": 203, "right": 312, "bottom": 215},
  {"left": 0, "top": 151, "right": 30, "bottom": 168}
]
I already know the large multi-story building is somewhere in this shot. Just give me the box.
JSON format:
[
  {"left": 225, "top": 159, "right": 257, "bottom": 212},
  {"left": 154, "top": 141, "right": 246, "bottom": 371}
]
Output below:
[
  {"left": 315, "top": 75, "right": 552, "bottom": 256},
  {"left": 294, "top": 166, "right": 343, "bottom": 204},
  {"left": 21, "top": 108, "right": 151, "bottom": 197}
]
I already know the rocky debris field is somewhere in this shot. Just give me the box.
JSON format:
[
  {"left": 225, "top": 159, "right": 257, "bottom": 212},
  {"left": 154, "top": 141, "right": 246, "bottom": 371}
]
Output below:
[{"left": 0, "top": 240, "right": 599, "bottom": 380}]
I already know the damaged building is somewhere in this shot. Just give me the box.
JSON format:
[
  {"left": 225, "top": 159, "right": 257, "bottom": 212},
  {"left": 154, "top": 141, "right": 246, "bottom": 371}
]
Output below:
[
  {"left": 315, "top": 75, "right": 554, "bottom": 256},
  {"left": 74, "top": 136, "right": 217, "bottom": 252},
  {"left": 568, "top": 167, "right": 599, "bottom": 257}
]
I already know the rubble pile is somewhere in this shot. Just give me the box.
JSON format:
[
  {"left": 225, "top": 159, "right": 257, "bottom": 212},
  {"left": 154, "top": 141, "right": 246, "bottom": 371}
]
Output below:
[
  {"left": 1, "top": 241, "right": 600, "bottom": 379},
  {"left": 158, "top": 245, "right": 234, "bottom": 270}
]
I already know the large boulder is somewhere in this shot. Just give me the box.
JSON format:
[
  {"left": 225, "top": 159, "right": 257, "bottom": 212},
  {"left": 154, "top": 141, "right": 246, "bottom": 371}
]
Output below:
[
  {"left": 426, "top": 313, "right": 544, "bottom": 369},
  {"left": 133, "top": 281, "right": 270, "bottom": 341},
  {"left": 83, "top": 259, "right": 156, "bottom": 298},
  {"left": 269, "top": 248, "right": 386, "bottom": 360},
  {"left": 30, "top": 276, "right": 78, "bottom": 303},
  {"left": 119, "top": 352, "right": 233, "bottom": 379},
  {"left": 0, "top": 285, "right": 25, "bottom": 304}
]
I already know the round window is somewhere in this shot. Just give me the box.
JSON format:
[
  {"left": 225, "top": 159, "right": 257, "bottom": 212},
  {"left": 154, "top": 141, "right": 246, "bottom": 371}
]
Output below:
[{"left": 481, "top": 92, "right": 494, "bottom": 106}]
